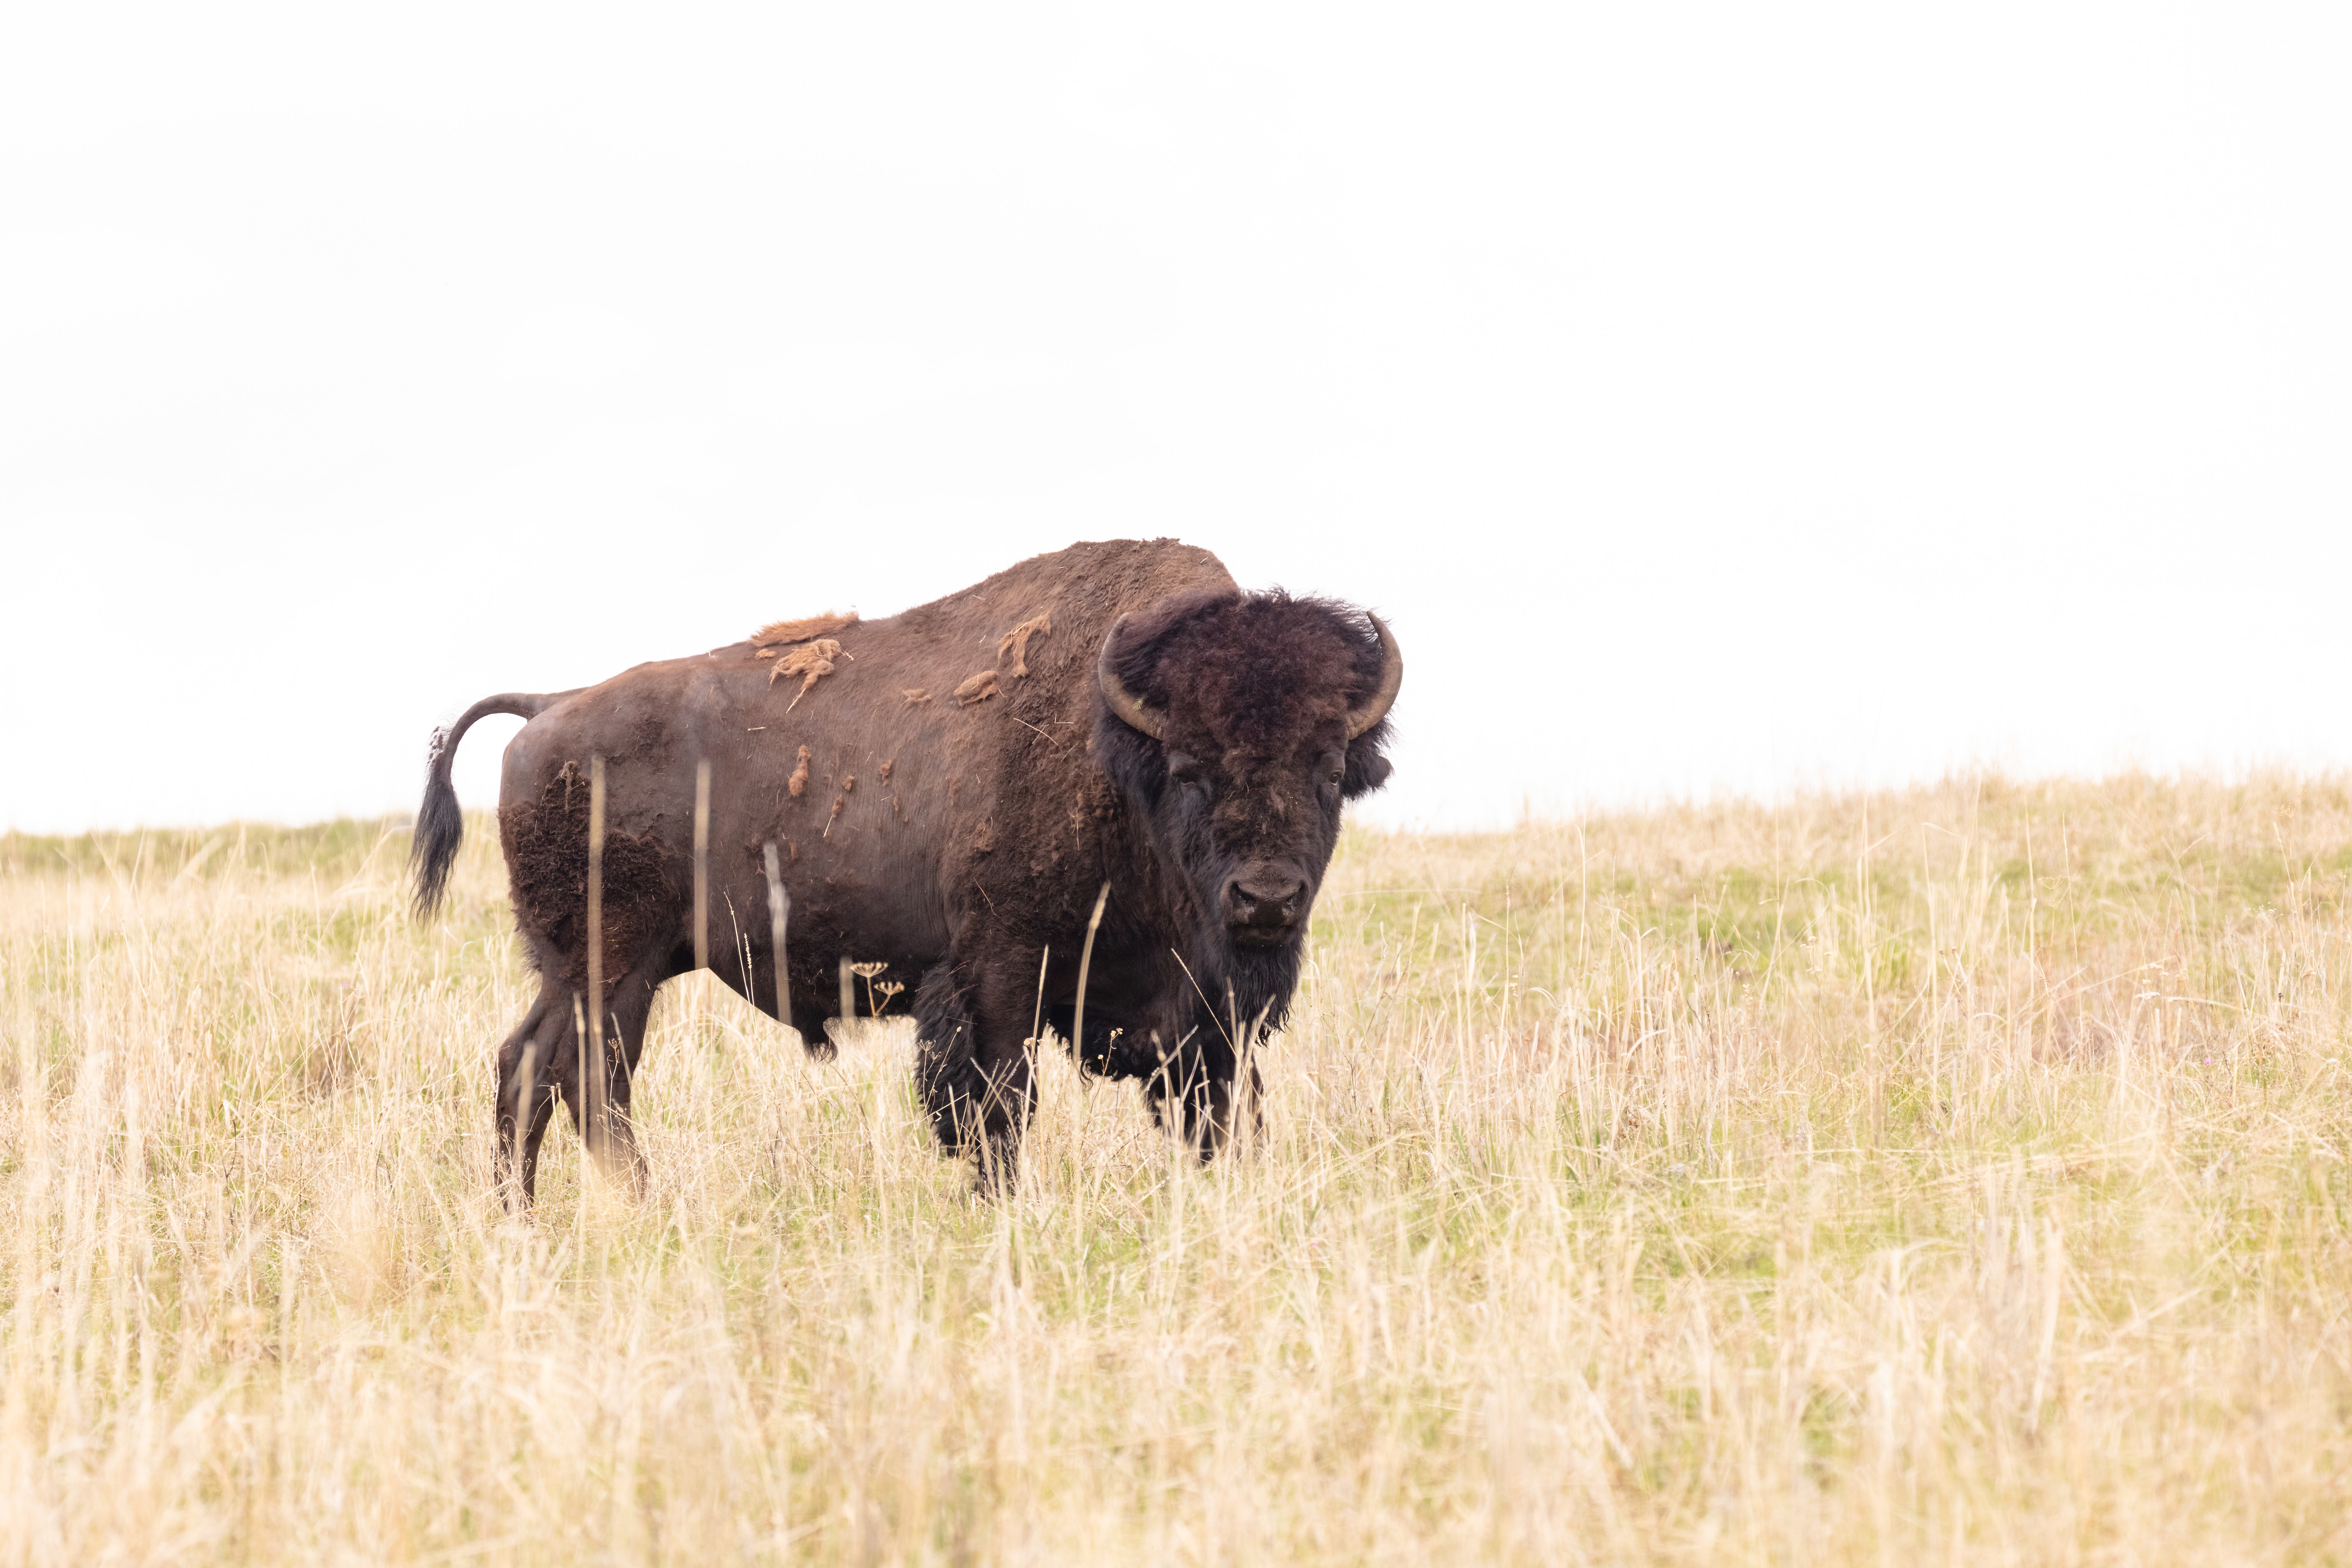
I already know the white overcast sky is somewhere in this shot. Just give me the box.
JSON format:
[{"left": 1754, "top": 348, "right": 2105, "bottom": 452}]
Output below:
[{"left": 4, "top": 3, "right": 2348, "bottom": 835}]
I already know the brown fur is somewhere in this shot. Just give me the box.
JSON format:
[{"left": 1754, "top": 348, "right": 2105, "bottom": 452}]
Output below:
[
  {"left": 996, "top": 611, "right": 1052, "bottom": 678},
  {"left": 751, "top": 610, "right": 858, "bottom": 650},
  {"left": 955, "top": 670, "right": 998, "bottom": 705},
  {"left": 496, "top": 761, "right": 674, "bottom": 984},
  {"left": 769, "top": 639, "right": 845, "bottom": 706},
  {"left": 787, "top": 746, "right": 811, "bottom": 798}
]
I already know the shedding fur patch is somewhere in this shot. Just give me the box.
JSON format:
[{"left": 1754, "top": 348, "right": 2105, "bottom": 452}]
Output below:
[
  {"left": 995, "top": 611, "right": 1052, "bottom": 678},
  {"left": 768, "top": 639, "right": 846, "bottom": 708},
  {"left": 787, "top": 745, "right": 812, "bottom": 798},
  {"left": 751, "top": 610, "right": 858, "bottom": 651},
  {"left": 901, "top": 688, "right": 931, "bottom": 705},
  {"left": 955, "top": 670, "right": 999, "bottom": 706},
  {"left": 879, "top": 759, "right": 894, "bottom": 781}
]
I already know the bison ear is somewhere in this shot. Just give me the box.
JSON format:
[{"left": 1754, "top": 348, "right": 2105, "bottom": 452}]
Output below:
[{"left": 1342, "top": 745, "right": 1392, "bottom": 800}]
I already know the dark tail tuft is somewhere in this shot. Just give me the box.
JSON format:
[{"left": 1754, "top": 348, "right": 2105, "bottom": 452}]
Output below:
[
  {"left": 410, "top": 725, "right": 466, "bottom": 919},
  {"left": 408, "top": 689, "right": 582, "bottom": 920}
]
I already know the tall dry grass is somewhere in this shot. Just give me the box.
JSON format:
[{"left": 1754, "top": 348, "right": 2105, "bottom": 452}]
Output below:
[{"left": 2, "top": 774, "right": 2349, "bottom": 1563}]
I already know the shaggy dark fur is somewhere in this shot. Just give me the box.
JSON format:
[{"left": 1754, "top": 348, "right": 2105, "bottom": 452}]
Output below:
[
  {"left": 410, "top": 539, "right": 1399, "bottom": 1200},
  {"left": 497, "top": 761, "right": 676, "bottom": 983}
]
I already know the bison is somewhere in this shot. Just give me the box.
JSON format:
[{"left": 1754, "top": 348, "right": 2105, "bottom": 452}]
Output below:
[{"left": 410, "top": 537, "right": 1401, "bottom": 1197}]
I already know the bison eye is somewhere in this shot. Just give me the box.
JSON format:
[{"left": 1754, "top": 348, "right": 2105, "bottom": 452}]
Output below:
[{"left": 1319, "top": 750, "right": 1346, "bottom": 791}]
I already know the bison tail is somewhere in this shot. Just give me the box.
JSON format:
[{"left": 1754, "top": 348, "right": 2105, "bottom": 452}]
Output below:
[{"left": 408, "top": 690, "right": 579, "bottom": 920}]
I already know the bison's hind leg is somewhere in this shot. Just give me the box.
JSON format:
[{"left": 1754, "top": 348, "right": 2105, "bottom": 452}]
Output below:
[
  {"left": 549, "top": 951, "right": 676, "bottom": 1198},
  {"left": 913, "top": 964, "right": 1033, "bottom": 1196},
  {"left": 494, "top": 984, "right": 568, "bottom": 1209},
  {"left": 495, "top": 948, "right": 681, "bottom": 1208},
  {"left": 913, "top": 965, "right": 981, "bottom": 1155}
]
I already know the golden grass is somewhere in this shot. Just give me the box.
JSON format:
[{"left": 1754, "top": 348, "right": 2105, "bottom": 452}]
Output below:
[{"left": 3, "top": 774, "right": 2349, "bottom": 1563}]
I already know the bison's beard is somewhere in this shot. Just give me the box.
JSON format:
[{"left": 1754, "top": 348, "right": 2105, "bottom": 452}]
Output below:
[{"left": 1189, "top": 928, "right": 1306, "bottom": 1042}]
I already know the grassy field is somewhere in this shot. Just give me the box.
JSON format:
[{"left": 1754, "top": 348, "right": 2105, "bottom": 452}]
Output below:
[{"left": 2, "top": 775, "right": 2349, "bottom": 1564}]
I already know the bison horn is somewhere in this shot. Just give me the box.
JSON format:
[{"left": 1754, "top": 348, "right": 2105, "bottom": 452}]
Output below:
[
  {"left": 1346, "top": 612, "right": 1404, "bottom": 739},
  {"left": 1096, "top": 615, "right": 1168, "bottom": 740}
]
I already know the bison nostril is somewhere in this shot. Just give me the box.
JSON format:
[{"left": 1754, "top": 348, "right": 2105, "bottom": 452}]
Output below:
[{"left": 1227, "top": 876, "right": 1306, "bottom": 927}]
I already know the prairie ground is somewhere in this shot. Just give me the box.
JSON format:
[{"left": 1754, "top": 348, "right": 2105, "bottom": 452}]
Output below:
[{"left": 2, "top": 775, "right": 2349, "bottom": 1564}]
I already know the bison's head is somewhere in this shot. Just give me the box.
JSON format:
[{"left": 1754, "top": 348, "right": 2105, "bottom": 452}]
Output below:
[{"left": 1092, "top": 590, "right": 1400, "bottom": 1013}]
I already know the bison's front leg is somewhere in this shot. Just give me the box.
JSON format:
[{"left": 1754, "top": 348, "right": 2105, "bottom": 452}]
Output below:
[
  {"left": 913, "top": 962, "right": 1036, "bottom": 1195},
  {"left": 1144, "top": 1027, "right": 1262, "bottom": 1159},
  {"left": 578, "top": 959, "right": 668, "bottom": 1197}
]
